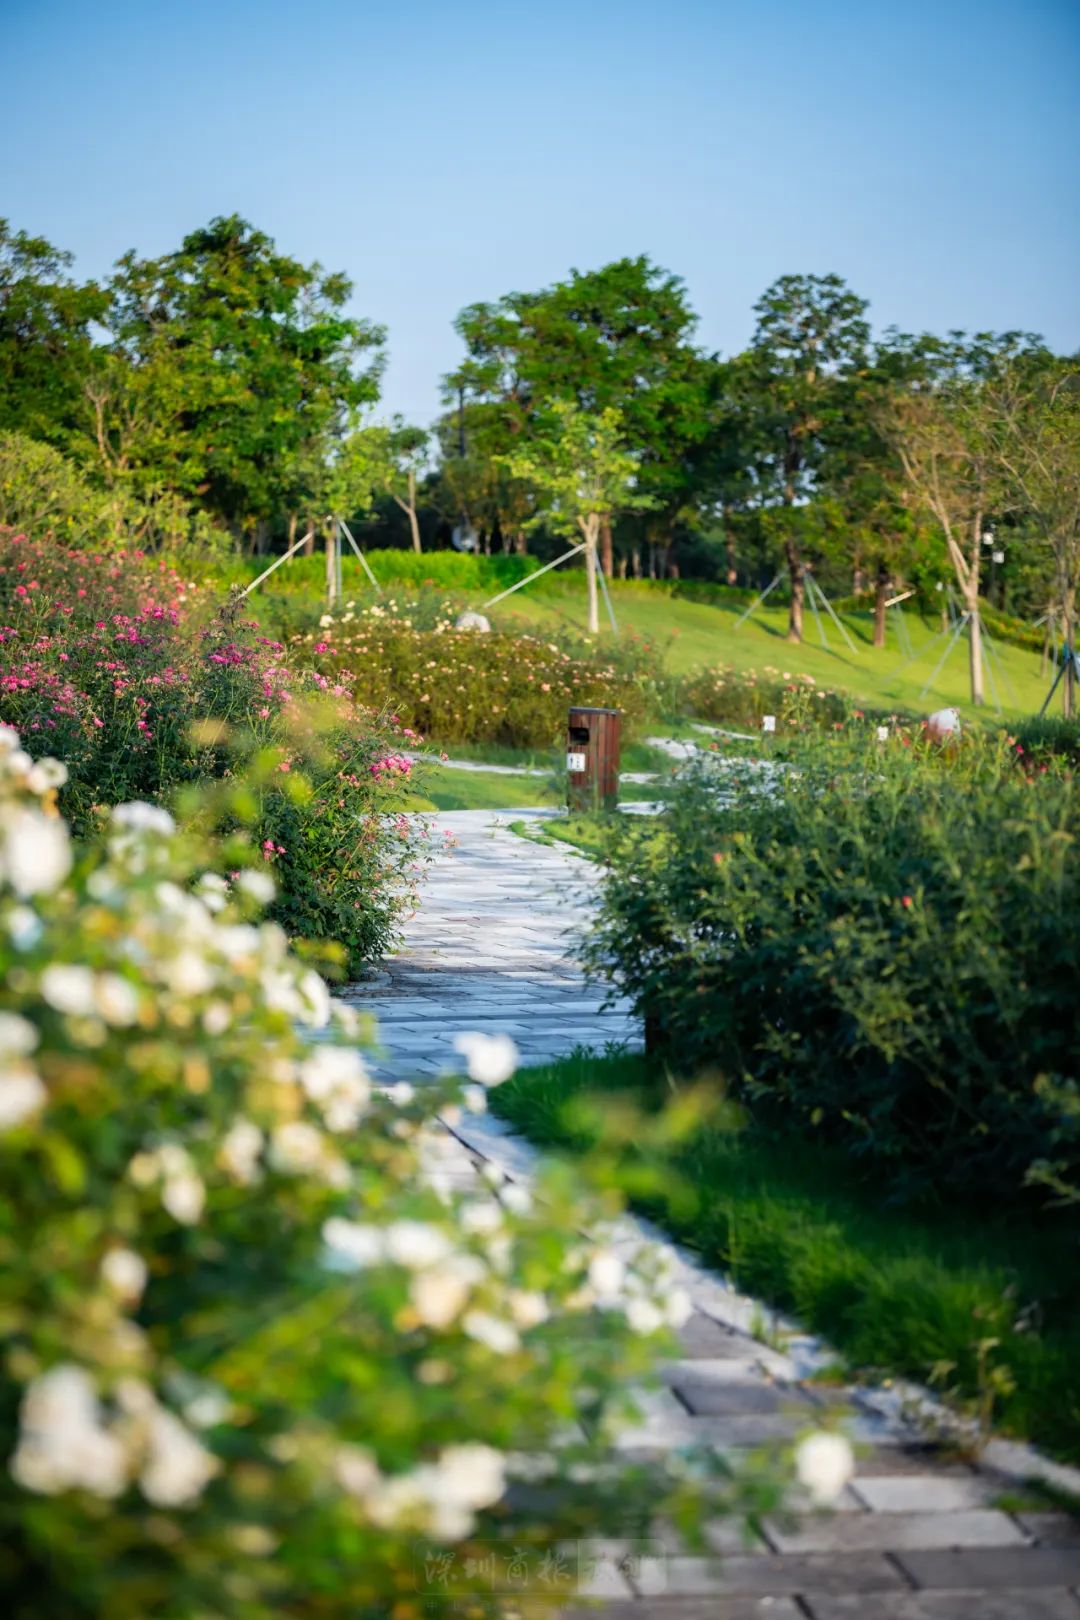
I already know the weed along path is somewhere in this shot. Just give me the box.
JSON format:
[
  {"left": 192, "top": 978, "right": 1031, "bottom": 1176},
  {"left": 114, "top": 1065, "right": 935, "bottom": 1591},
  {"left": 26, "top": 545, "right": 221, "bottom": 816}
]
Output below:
[{"left": 342, "top": 806, "right": 1080, "bottom": 1615}]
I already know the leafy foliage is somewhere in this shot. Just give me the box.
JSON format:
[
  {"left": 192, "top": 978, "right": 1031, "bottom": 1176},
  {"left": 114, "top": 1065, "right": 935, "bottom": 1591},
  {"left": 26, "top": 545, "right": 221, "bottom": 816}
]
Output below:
[
  {"left": 0, "top": 534, "right": 428, "bottom": 973},
  {"left": 297, "top": 596, "right": 657, "bottom": 748},
  {"left": 583, "top": 736, "right": 1080, "bottom": 1202},
  {"left": 0, "top": 738, "right": 759, "bottom": 1618}
]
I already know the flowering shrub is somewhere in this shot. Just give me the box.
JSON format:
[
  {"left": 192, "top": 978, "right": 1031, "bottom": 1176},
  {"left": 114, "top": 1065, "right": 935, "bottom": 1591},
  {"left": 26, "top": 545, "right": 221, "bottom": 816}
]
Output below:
[
  {"left": 675, "top": 664, "right": 856, "bottom": 732},
  {"left": 0, "top": 533, "right": 429, "bottom": 972},
  {"left": 583, "top": 735, "right": 1080, "bottom": 1203},
  {"left": 297, "top": 600, "right": 655, "bottom": 748},
  {"left": 0, "top": 731, "right": 780, "bottom": 1615}
]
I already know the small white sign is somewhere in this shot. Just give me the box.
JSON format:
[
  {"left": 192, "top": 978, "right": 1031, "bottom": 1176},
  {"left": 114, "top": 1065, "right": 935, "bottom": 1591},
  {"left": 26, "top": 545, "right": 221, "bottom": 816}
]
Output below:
[
  {"left": 877, "top": 725, "right": 889, "bottom": 741},
  {"left": 762, "top": 715, "right": 776, "bottom": 733},
  {"left": 566, "top": 751, "right": 586, "bottom": 773},
  {"left": 992, "top": 550, "right": 1005, "bottom": 564}
]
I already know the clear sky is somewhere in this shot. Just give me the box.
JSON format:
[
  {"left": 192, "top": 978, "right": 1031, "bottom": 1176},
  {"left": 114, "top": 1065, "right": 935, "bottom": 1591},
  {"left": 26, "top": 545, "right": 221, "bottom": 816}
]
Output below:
[{"left": 4, "top": 0, "right": 1078, "bottom": 427}]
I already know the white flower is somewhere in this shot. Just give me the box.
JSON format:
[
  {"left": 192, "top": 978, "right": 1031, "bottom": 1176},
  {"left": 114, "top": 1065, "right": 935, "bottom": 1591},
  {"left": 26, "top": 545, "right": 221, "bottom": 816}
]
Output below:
[
  {"left": 0, "top": 808, "right": 72, "bottom": 896},
  {"left": 462, "top": 1084, "right": 487, "bottom": 1113},
  {"left": 101, "top": 1248, "right": 148, "bottom": 1302},
  {"left": 322, "top": 1216, "right": 385, "bottom": 1269},
  {"left": 299, "top": 1045, "right": 370, "bottom": 1131},
  {"left": 384, "top": 1220, "right": 453, "bottom": 1270},
  {"left": 364, "top": 1470, "right": 431, "bottom": 1529},
  {"left": 139, "top": 1405, "right": 219, "bottom": 1506},
  {"left": 0, "top": 1013, "right": 37, "bottom": 1057},
  {"left": 462, "top": 1311, "right": 520, "bottom": 1354},
  {"left": 202, "top": 1002, "right": 232, "bottom": 1036},
  {"left": 460, "top": 1199, "right": 503, "bottom": 1236},
  {"left": 795, "top": 1431, "right": 855, "bottom": 1505},
  {"left": 386, "top": 1081, "right": 415, "bottom": 1106},
  {"left": 6, "top": 905, "right": 42, "bottom": 949},
  {"left": 40, "top": 963, "right": 96, "bottom": 1016},
  {"left": 624, "top": 1298, "right": 664, "bottom": 1335},
  {"left": 297, "top": 970, "right": 332, "bottom": 1028},
  {"left": 409, "top": 1266, "right": 476, "bottom": 1328},
  {"left": 432, "top": 1443, "right": 505, "bottom": 1511},
  {"left": 219, "top": 1119, "right": 264, "bottom": 1185},
  {"left": 183, "top": 1388, "right": 231, "bottom": 1429},
  {"left": 111, "top": 802, "right": 175, "bottom": 835},
  {"left": 0, "top": 725, "right": 20, "bottom": 753},
  {"left": 11, "top": 1364, "right": 128, "bottom": 1499},
  {"left": 330, "top": 1000, "right": 360, "bottom": 1036},
  {"left": 162, "top": 1170, "right": 205, "bottom": 1225},
  {"left": 26, "top": 758, "right": 68, "bottom": 793},
  {"left": 508, "top": 1290, "right": 549, "bottom": 1328},
  {"left": 94, "top": 974, "right": 140, "bottom": 1027},
  {"left": 0, "top": 1067, "right": 46, "bottom": 1130},
  {"left": 452, "top": 1032, "right": 519, "bottom": 1087},
  {"left": 236, "top": 869, "right": 276, "bottom": 904},
  {"left": 269, "top": 1121, "right": 326, "bottom": 1176},
  {"left": 588, "top": 1250, "right": 626, "bottom": 1302},
  {"left": 319, "top": 613, "right": 334, "bottom": 628},
  {"left": 334, "top": 1444, "right": 380, "bottom": 1497},
  {"left": 664, "top": 1286, "right": 693, "bottom": 1328},
  {"left": 501, "top": 1183, "right": 532, "bottom": 1216},
  {"left": 163, "top": 951, "right": 214, "bottom": 997}
]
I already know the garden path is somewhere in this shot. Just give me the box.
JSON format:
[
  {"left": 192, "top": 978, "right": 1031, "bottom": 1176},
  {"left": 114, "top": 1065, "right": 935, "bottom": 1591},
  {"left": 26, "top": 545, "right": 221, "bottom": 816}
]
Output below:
[{"left": 341, "top": 808, "right": 1080, "bottom": 1617}]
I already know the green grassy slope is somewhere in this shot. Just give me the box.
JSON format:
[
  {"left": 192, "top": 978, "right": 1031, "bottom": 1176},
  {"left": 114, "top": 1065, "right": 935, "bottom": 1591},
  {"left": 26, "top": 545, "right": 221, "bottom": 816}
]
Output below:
[
  {"left": 222, "top": 549, "right": 1054, "bottom": 723},
  {"left": 490, "top": 576, "right": 1050, "bottom": 720}
]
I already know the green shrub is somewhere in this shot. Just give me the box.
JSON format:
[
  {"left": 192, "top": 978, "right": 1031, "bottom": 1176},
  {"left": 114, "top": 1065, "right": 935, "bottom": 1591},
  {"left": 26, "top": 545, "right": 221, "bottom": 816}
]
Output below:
[
  {"left": 0, "top": 735, "right": 762, "bottom": 1617},
  {"left": 0, "top": 534, "right": 428, "bottom": 973},
  {"left": 299, "top": 603, "right": 658, "bottom": 749},
  {"left": 583, "top": 736, "right": 1080, "bottom": 1203},
  {"left": 674, "top": 665, "right": 857, "bottom": 731},
  {"left": 0, "top": 438, "right": 221, "bottom": 556},
  {"left": 0, "top": 436, "right": 121, "bottom": 546}
]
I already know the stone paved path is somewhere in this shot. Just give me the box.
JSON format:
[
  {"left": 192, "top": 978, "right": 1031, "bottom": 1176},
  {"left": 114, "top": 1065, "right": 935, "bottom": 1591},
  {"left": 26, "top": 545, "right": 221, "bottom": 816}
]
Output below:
[
  {"left": 342, "top": 807, "right": 1080, "bottom": 1617},
  {"left": 342, "top": 808, "right": 641, "bottom": 1084}
]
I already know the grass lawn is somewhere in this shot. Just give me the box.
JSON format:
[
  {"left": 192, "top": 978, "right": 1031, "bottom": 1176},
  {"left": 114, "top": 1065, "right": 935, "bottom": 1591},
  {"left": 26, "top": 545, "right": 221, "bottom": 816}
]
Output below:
[
  {"left": 491, "top": 1050, "right": 1080, "bottom": 1466},
  {"left": 402, "top": 766, "right": 562, "bottom": 813},
  {"left": 490, "top": 577, "right": 1051, "bottom": 721}
]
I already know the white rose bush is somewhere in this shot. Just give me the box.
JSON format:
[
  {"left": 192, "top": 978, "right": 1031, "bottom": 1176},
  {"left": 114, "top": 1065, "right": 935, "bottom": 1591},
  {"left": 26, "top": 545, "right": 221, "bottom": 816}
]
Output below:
[{"left": 0, "top": 728, "right": 784, "bottom": 1617}]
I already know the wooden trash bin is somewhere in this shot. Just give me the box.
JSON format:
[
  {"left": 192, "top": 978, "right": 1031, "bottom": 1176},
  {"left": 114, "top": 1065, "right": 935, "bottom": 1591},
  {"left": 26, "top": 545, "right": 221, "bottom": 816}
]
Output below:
[{"left": 566, "top": 706, "right": 621, "bottom": 812}]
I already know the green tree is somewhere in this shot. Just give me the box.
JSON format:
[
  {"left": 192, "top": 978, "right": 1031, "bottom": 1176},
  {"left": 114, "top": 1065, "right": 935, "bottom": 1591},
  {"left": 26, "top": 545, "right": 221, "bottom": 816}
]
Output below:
[
  {"left": 0, "top": 221, "right": 105, "bottom": 446},
  {"left": 877, "top": 335, "right": 1037, "bottom": 704},
  {"left": 92, "top": 215, "right": 385, "bottom": 543},
  {"left": 744, "top": 273, "right": 871, "bottom": 641},
  {"left": 990, "top": 356, "right": 1080, "bottom": 715},
  {"left": 447, "top": 257, "right": 714, "bottom": 574},
  {"left": 500, "top": 401, "right": 654, "bottom": 632}
]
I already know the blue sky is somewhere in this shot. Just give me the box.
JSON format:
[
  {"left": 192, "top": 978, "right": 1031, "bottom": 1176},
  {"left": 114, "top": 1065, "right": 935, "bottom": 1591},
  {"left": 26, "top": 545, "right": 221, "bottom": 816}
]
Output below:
[{"left": 4, "top": 0, "right": 1078, "bottom": 426}]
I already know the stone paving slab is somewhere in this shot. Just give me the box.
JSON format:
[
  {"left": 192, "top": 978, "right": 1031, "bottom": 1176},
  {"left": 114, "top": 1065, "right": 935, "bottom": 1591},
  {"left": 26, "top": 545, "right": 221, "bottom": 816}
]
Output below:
[
  {"left": 337, "top": 804, "right": 1080, "bottom": 1615},
  {"left": 804, "top": 1594, "right": 1080, "bottom": 1619}
]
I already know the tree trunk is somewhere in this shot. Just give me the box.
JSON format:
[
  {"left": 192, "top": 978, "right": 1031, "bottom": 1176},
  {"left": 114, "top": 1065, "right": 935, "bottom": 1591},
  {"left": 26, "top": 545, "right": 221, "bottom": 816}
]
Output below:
[
  {"left": 599, "top": 515, "right": 614, "bottom": 578},
  {"left": 873, "top": 565, "right": 890, "bottom": 650},
  {"left": 585, "top": 523, "right": 600, "bottom": 634},
  {"left": 967, "top": 598, "right": 984, "bottom": 706},
  {"left": 631, "top": 546, "right": 642, "bottom": 580},
  {"left": 725, "top": 525, "right": 737, "bottom": 586},
  {"left": 785, "top": 539, "right": 804, "bottom": 643},
  {"left": 407, "top": 470, "right": 422, "bottom": 553},
  {"left": 617, "top": 555, "right": 628, "bottom": 580},
  {"left": 514, "top": 529, "right": 527, "bottom": 555},
  {"left": 1063, "top": 595, "right": 1075, "bottom": 720},
  {"left": 325, "top": 524, "right": 338, "bottom": 608}
]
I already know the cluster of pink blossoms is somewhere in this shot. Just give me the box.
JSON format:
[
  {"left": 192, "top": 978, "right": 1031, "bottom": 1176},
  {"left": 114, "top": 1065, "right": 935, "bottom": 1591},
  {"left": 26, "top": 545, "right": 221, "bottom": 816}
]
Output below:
[{"left": 369, "top": 754, "right": 412, "bottom": 781}]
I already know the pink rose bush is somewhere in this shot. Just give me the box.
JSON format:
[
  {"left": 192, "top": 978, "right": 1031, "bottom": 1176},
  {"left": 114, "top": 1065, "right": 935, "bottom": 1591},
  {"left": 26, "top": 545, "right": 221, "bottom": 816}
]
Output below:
[{"left": 0, "top": 531, "right": 431, "bottom": 973}]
